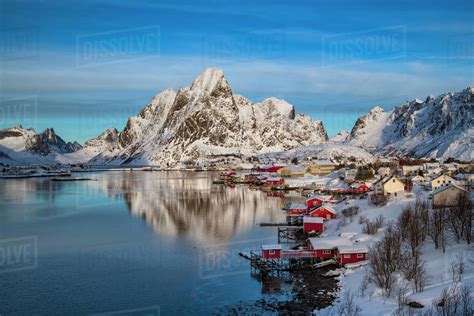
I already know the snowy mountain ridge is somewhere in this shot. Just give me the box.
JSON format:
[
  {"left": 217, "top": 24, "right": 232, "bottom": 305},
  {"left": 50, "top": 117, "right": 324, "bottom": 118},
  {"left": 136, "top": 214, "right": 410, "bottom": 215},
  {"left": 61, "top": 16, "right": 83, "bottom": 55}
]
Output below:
[
  {"left": 0, "top": 68, "right": 472, "bottom": 166},
  {"left": 346, "top": 87, "right": 473, "bottom": 161},
  {"left": 0, "top": 125, "right": 83, "bottom": 165},
  {"left": 89, "top": 67, "right": 328, "bottom": 166}
]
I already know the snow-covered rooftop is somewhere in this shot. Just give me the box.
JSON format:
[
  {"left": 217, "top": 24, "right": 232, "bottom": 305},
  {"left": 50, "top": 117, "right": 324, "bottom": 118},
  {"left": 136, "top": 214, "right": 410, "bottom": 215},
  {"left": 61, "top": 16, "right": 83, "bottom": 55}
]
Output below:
[
  {"left": 308, "top": 236, "right": 352, "bottom": 249},
  {"left": 261, "top": 244, "right": 282, "bottom": 250},
  {"left": 337, "top": 245, "right": 369, "bottom": 254}
]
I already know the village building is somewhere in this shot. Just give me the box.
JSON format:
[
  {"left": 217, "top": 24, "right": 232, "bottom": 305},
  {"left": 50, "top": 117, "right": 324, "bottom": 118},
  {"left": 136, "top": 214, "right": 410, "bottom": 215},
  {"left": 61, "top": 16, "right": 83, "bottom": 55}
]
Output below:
[
  {"left": 307, "top": 160, "right": 336, "bottom": 176},
  {"left": 306, "top": 237, "right": 353, "bottom": 261},
  {"left": 350, "top": 182, "right": 371, "bottom": 193},
  {"left": 423, "top": 162, "right": 440, "bottom": 171},
  {"left": 424, "top": 166, "right": 444, "bottom": 177},
  {"left": 377, "top": 167, "right": 391, "bottom": 178},
  {"left": 265, "top": 176, "right": 284, "bottom": 186},
  {"left": 286, "top": 202, "right": 308, "bottom": 215},
  {"left": 261, "top": 245, "right": 282, "bottom": 259},
  {"left": 432, "top": 184, "right": 469, "bottom": 208},
  {"left": 335, "top": 245, "right": 369, "bottom": 265},
  {"left": 338, "top": 168, "right": 358, "bottom": 180},
  {"left": 303, "top": 216, "right": 324, "bottom": 233},
  {"left": 454, "top": 173, "right": 474, "bottom": 190},
  {"left": 431, "top": 174, "right": 457, "bottom": 190},
  {"left": 306, "top": 194, "right": 335, "bottom": 208},
  {"left": 374, "top": 176, "right": 405, "bottom": 197},
  {"left": 309, "top": 204, "right": 337, "bottom": 220},
  {"left": 411, "top": 174, "right": 425, "bottom": 183},
  {"left": 278, "top": 165, "right": 307, "bottom": 178},
  {"left": 254, "top": 165, "right": 286, "bottom": 173},
  {"left": 401, "top": 165, "right": 424, "bottom": 176},
  {"left": 311, "top": 178, "right": 326, "bottom": 190}
]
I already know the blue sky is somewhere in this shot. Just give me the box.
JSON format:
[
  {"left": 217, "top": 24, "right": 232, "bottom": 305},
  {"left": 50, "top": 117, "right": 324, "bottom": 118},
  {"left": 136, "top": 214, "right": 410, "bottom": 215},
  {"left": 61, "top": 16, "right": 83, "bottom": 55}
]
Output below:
[{"left": 0, "top": 0, "right": 473, "bottom": 142}]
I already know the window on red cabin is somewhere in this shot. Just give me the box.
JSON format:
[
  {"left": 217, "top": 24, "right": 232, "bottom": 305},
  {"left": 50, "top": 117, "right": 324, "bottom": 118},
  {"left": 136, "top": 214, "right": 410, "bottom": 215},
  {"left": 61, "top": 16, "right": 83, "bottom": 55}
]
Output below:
[
  {"left": 323, "top": 249, "right": 331, "bottom": 254},
  {"left": 357, "top": 254, "right": 364, "bottom": 258},
  {"left": 269, "top": 250, "right": 275, "bottom": 255},
  {"left": 343, "top": 254, "right": 351, "bottom": 258}
]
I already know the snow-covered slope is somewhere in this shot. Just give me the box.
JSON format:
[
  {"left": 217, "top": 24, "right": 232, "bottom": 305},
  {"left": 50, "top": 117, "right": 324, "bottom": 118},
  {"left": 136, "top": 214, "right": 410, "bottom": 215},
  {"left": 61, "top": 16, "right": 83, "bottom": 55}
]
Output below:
[
  {"left": 346, "top": 87, "right": 474, "bottom": 160},
  {"left": 67, "top": 128, "right": 119, "bottom": 162},
  {"left": 90, "top": 68, "right": 328, "bottom": 166},
  {"left": 346, "top": 106, "right": 392, "bottom": 149},
  {"left": 0, "top": 125, "right": 82, "bottom": 165},
  {"left": 330, "top": 130, "right": 350, "bottom": 143},
  {"left": 258, "top": 143, "right": 375, "bottom": 164}
]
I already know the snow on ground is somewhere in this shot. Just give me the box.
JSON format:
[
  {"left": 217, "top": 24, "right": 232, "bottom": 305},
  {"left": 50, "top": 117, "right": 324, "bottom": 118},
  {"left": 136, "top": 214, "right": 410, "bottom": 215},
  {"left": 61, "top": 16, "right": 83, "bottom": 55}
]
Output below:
[
  {"left": 258, "top": 143, "right": 375, "bottom": 164},
  {"left": 316, "top": 186, "right": 474, "bottom": 315}
]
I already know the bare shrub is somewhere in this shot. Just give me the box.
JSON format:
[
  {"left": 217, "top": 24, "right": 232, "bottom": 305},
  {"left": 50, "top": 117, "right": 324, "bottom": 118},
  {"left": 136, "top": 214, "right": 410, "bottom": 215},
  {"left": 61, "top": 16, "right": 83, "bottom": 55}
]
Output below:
[
  {"left": 433, "top": 284, "right": 473, "bottom": 316},
  {"left": 342, "top": 206, "right": 359, "bottom": 222},
  {"left": 357, "top": 269, "right": 370, "bottom": 298},
  {"left": 370, "top": 194, "right": 388, "bottom": 206},
  {"left": 393, "top": 284, "right": 410, "bottom": 316},
  {"left": 400, "top": 202, "right": 428, "bottom": 256},
  {"left": 337, "top": 216, "right": 348, "bottom": 230},
  {"left": 368, "top": 225, "right": 402, "bottom": 295},
  {"left": 428, "top": 208, "right": 447, "bottom": 252},
  {"left": 361, "top": 215, "right": 385, "bottom": 235},
  {"left": 400, "top": 248, "right": 429, "bottom": 293},
  {"left": 447, "top": 193, "right": 472, "bottom": 244},
  {"left": 336, "top": 290, "right": 362, "bottom": 316},
  {"left": 450, "top": 254, "right": 465, "bottom": 284}
]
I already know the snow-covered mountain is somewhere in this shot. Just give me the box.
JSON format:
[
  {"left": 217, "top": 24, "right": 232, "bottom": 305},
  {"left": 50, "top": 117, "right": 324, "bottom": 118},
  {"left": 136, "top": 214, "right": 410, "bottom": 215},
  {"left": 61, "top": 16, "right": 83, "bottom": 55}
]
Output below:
[
  {"left": 0, "top": 125, "right": 82, "bottom": 165},
  {"left": 90, "top": 68, "right": 328, "bottom": 166},
  {"left": 330, "top": 130, "right": 350, "bottom": 143},
  {"left": 346, "top": 87, "right": 474, "bottom": 161}
]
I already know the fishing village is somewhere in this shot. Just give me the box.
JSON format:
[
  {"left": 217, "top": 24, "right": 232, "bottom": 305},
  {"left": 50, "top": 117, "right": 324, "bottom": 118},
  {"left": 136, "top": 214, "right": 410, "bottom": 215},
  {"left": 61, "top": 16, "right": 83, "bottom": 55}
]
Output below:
[{"left": 207, "top": 156, "right": 474, "bottom": 313}]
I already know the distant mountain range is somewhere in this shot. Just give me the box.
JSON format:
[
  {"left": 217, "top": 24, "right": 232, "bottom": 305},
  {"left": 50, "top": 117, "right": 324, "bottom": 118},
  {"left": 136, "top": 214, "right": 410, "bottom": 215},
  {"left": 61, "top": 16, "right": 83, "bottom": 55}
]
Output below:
[
  {"left": 345, "top": 87, "right": 473, "bottom": 161},
  {"left": 0, "top": 68, "right": 472, "bottom": 166}
]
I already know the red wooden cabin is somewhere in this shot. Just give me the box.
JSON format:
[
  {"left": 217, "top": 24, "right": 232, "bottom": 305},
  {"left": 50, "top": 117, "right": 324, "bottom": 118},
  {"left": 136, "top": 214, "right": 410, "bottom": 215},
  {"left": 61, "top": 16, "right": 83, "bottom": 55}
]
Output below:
[
  {"left": 287, "top": 203, "right": 308, "bottom": 215},
  {"left": 306, "top": 194, "right": 335, "bottom": 209},
  {"left": 350, "top": 182, "right": 371, "bottom": 193},
  {"left": 261, "top": 245, "right": 282, "bottom": 259},
  {"left": 309, "top": 204, "right": 337, "bottom": 220},
  {"left": 219, "top": 171, "right": 236, "bottom": 180},
  {"left": 266, "top": 177, "right": 284, "bottom": 186},
  {"left": 307, "top": 237, "right": 353, "bottom": 261},
  {"left": 303, "top": 216, "right": 324, "bottom": 233},
  {"left": 335, "top": 245, "right": 368, "bottom": 265},
  {"left": 254, "top": 165, "right": 285, "bottom": 173}
]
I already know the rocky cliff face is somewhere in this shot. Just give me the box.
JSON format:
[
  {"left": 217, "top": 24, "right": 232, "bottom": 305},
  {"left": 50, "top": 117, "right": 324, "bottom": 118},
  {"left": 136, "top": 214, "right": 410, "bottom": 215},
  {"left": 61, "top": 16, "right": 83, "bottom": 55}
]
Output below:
[
  {"left": 346, "top": 87, "right": 474, "bottom": 160},
  {"left": 90, "top": 68, "right": 328, "bottom": 166}
]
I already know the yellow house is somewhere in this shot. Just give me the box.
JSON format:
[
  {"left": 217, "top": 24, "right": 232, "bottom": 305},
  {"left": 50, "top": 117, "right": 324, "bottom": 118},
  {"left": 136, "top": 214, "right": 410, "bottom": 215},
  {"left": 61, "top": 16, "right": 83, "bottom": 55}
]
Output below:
[
  {"left": 374, "top": 176, "right": 405, "bottom": 197},
  {"left": 278, "top": 165, "right": 307, "bottom": 178},
  {"left": 308, "top": 160, "right": 335, "bottom": 176},
  {"left": 431, "top": 174, "right": 457, "bottom": 191}
]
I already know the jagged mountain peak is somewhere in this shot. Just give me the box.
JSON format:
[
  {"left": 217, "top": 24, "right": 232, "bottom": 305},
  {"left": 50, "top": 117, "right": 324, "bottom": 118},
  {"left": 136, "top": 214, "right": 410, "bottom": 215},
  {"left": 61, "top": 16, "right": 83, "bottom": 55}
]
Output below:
[
  {"left": 190, "top": 67, "right": 229, "bottom": 93},
  {"left": 347, "top": 87, "right": 473, "bottom": 160},
  {"left": 257, "top": 97, "right": 295, "bottom": 119},
  {"left": 368, "top": 106, "right": 385, "bottom": 114},
  {"left": 330, "top": 130, "right": 350, "bottom": 143},
  {"left": 89, "top": 67, "right": 328, "bottom": 165}
]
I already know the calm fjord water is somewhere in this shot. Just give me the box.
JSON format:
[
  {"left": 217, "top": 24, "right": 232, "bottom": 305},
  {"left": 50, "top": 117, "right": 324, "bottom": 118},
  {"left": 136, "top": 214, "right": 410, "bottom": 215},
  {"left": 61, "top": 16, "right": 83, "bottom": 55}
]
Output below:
[{"left": 0, "top": 171, "right": 288, "bottom": 315}]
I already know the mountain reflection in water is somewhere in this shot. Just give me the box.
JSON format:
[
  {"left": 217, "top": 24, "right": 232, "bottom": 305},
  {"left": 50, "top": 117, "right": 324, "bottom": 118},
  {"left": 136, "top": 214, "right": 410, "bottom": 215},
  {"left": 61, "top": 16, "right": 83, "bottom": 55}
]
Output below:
[{"left": 88, "top": 171, "right": 286, "bottom": 242}]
